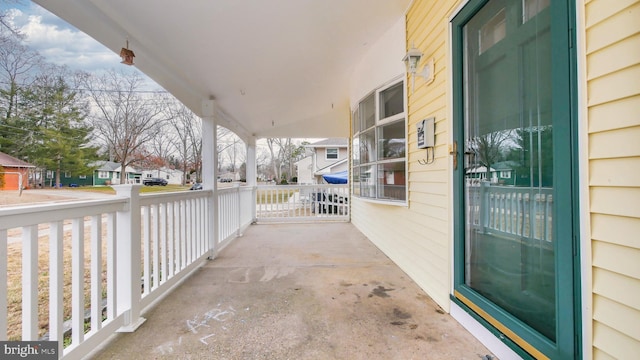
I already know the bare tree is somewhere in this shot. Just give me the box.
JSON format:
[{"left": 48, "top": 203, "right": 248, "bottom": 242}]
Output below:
[
  {"left": 266, "top": 138, "right": 284, "bottom": 182},
  {"left": 1, "top": 1, "right": 23, "bottom": 40},
  {"left": 265, "top": 138, "right": 306, "bottom": 183},
  {"left": 216, "top": 126, "right": 233, "bottom": 174},
  {"left": 223, "top": 137, "right": 246, "bottom": 174},
  {"left": 467, "top": 130, "right": 510, "bottom": 178},
  {"left": 0, "top": 35, "right": 41, "bottom": 121},
  {"left": 165, "top": 102, "right": 201, "bottom": 184},
  {"left": 81, "top": 69, "right": 168, "bottom": 184}
]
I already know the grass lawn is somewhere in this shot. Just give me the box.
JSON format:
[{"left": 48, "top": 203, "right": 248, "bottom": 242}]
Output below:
[
  {"left": 6, "top": 220, "right": 108, "bottom": 342},
  {"left": 256, "top": 189, "right": 298, "bottom": 203},
  {"left": 5, "top": 183, "right": 191, "bottom": 342},
  {"left": 66, "top": 184, "right": 191, "bottom": 195}
]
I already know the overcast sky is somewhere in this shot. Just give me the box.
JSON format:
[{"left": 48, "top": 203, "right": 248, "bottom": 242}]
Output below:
[{"left": 4, "top": 1, "right": 159, "bottom": 89}]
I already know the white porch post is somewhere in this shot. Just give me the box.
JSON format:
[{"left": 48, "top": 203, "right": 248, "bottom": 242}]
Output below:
[
  {"left": 114, "top": 184, "right": 146, "bottom": 332},
  {"left": 202, "top": 99, "right": 219, "bottom": 259},
  {"left": 246, "top": 136, "right": 257, "bottom": 223}
]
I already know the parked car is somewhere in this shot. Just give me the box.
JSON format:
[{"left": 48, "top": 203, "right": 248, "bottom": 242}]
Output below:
[
  {"left": 220, "top": 178, "right": 233, "bottom": 183},
  {"left": 312, "top": 191, "right": 348, "bottom": 214},
  {"left": 190, "top": 183, "right": 202, "bottom": 190},
  {"left": 143, "top": 177, "right": 168, "bottom": 186}
]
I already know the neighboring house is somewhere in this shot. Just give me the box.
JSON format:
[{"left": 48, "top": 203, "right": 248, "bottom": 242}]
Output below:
[
  {"left": 296, "top": 138, "right": 349, "bottom": 184},
  {"left": 491, "top": 161, "right": 518, "bottom": 186},
  {"left": 465, "top": 162, "right": 516, "bottom": 185},
  {"left": 51, "top": 169, "right": 94, "bottom": 187},
  {"left": 48, "top": 161, "right": 146, "bottom": 187},
  {"left": 92, "top": 161, "right": 142, "bottom": 186},
  {"left": 294, "top": 156, "right": 314, "bottom": 184},
  {"left": 142, "top": 167, "right": 184, "bottom": 185},
  {"left": 0, "top": 151, "right": 34, "bottom": 190}
]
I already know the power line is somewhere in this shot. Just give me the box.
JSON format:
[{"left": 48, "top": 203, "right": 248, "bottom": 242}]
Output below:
[{"left": 0, "top": 80, "right": 170, "bottom": 94}]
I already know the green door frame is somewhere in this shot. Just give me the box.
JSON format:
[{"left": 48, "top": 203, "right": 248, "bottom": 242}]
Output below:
[{"left": 450, "top": 0, "right": 581, "bottom": 359}]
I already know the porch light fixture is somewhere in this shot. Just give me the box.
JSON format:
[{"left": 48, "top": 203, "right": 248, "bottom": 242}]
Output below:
[
  {"left": 402, "top": 45, "right": 434, "bottom": 92},
  {"left": 119, "top": 39, "right": 135, "bottom": 66}
]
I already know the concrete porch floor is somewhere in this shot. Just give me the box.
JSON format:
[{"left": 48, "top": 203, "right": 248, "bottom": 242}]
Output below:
[{"left": 91, "top": 223, "right": 494, "bottom": 360}]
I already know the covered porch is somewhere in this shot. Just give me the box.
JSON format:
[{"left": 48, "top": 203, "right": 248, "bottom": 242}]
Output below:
[
  {"left": 90, "top": 222, "right": 490, "bottom": 359},
  {"left": 0, "top": 187, "right": 491, "bottom": 359}
]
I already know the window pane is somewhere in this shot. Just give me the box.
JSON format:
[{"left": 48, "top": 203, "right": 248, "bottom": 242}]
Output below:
[
  {"left": 326, "top": 148, "right": 338, "bottom": 159},
  {"left": 359, "top": 129, "right": 376, "bottom": 164},
  {"left": 360, "top": 93, "right": 375, "bottom": 130},
  {"left": 351, "top": 80, "right": 406, "bottom": 203},
  {"left": 479, "top": 8, "right": 505, "bottom": 54},
  {"left": 377, "top": 119, "right": 406, "bottom": 160},
  {"left": 523, "top": 0, "right": 550, "bottom": 23},
  {"left": 379, "top": 82, "right": 404, "bottom": 119},
  {"left": 352, "top": 136, "right": 360, "bottom": 166},
  {"left": 377, "top": 162, "right": 405, "bottom": 201},
  {"left": 352, "top": 166, "right": 361, "bottom": 196},
  {"left": 359, "top": 165, "right": 376, "bottom": 198},
  {"left": 352, "top": 108, "right": 360, "bottom": 135}
]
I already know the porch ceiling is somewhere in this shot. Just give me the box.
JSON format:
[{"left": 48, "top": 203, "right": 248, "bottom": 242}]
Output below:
[{"left": 33, "top": 0, "right": 411, "bottom": 141}]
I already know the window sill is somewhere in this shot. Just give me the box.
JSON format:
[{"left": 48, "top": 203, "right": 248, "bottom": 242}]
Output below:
[{"left": 352, "top": 196, "right": 408, "bottom": 207}]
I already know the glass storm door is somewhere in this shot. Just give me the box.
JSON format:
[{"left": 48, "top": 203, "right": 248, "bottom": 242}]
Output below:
[{"left": 452, "top": 0, "right": 578, "bottom": 358}]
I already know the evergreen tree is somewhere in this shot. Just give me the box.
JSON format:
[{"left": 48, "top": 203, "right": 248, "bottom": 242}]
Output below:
[
  {"left": 20, "top": 70, "right": 99, "bottom": 187},
  {"left": 506, "top": 126, "right": 553, "bottom": 187}
]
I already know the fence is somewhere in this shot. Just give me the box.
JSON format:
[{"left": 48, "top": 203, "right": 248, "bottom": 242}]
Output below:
[
  {"left": 0, "top": 184, "right": 253, "bottom": 360},
  {"left": 256, "top": 184, "right": 349, "bottom": 223}
]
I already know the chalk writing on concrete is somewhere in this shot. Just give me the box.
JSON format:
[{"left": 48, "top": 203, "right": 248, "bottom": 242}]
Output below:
[
  {"left": 186, "top": 305, "right": 236, "bottom": 334},
  {"left": 154, "top": 336, "right": 182, "bottom": 355},
  {"left": 199, "top": 333, "right": 216, "bottom": 345}
]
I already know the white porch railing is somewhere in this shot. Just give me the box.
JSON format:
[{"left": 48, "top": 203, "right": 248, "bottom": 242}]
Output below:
[
  {"left": 256, "top": 184, "right": 349, "bottom": 223},
  {"left": 217, "top": 185, "right": 256, "bottom": 246},
  {"left": 0, "top": 184, "right": 254, "bottom": 360}
]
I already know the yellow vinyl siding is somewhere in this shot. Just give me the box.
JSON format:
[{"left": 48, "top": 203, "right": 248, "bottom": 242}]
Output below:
[
  {"left": 593, "top": 295, "right": 640, "bottom": 342},
  {"left": 588, "top": 94, "right": 640, "bottom": 133},
  {"left": 592, "top": 347, "right": 617, "bottom": 360},
  {"left": 586, "top": 0, "right": 640, "bottom": 358},
  {"left": 351, "top": 0, "right": 462, "bottom": 311},
  {"left": 587, "top": 33, "right": 640, "bottom": 80},
  {"left": 592, "top": 240, "right": 640, "bottom": 280},
  {"left": 585, "top": 1, "right": 640, "bottom": 54},
  {"left": 593, "top": 322, "right": 640, "bottom": 360},
  {"left": 590, "top": 214, "right": 640, "bottom": 249},
  {"left": 587, "top": 64, "right": 640, "bottom": 107},
  {"left": 590, "top": 187, "right": 640, "bottom": 218},
  {"left": 590, "top": 158, "right": 640, "bottom": 187},
  {"left": 592, "top": 267, "right": 640, "bottom": 311}
]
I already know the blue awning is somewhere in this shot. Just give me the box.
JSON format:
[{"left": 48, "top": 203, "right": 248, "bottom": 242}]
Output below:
[{"left": 322, "top": 170, "right": 348, "bottom": 184}]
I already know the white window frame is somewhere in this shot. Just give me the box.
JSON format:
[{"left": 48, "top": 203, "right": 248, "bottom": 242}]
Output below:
[
  {"left": 325, "top": 148, "right": 339, "bottom": 160},
  {"left": 351, "top": 77, "right": 407, "bottom": 204},
  {"left": 98, "top": 171, "right": 109, "bottom": 179}
]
